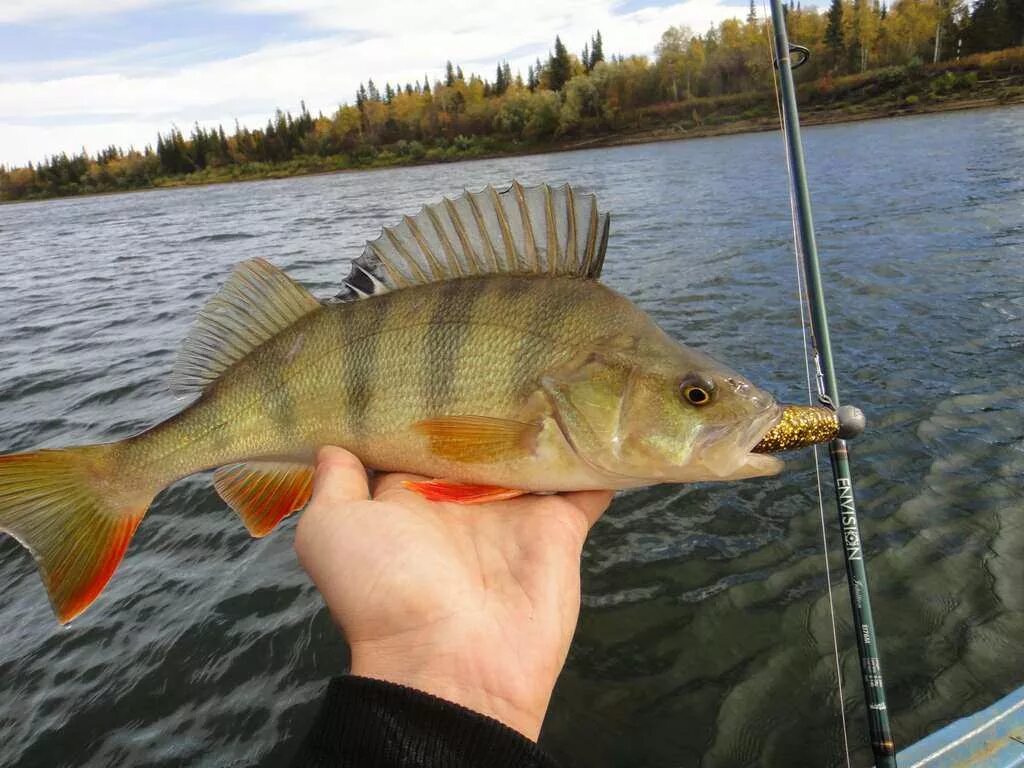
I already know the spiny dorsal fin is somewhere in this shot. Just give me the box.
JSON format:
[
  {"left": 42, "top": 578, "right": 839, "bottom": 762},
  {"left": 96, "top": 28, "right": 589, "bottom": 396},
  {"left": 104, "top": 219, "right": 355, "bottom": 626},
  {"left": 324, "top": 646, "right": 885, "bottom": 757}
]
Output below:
[
  {"left": 172, "top": 258, "right": 320, "bottom": 396},
  {"left": 336, "top": 182, "right": 610, "bottom": 301}
]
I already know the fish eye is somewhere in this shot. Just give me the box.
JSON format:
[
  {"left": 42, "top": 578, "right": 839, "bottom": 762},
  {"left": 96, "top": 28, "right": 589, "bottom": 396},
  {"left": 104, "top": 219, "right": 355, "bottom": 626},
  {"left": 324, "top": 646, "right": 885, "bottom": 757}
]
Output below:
[{"left": 680, "top": 374, "right": 715, "bottom": 407}]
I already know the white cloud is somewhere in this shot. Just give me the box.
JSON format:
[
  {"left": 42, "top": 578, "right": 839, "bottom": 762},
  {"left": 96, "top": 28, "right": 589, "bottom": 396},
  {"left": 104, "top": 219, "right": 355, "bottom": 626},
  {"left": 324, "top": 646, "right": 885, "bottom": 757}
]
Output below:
[
  {"left": 0, "top": 0, "right": 745, "bottom": 167},
  {"left": 0, "top": 0, "right": 169, "bottom": 24}
]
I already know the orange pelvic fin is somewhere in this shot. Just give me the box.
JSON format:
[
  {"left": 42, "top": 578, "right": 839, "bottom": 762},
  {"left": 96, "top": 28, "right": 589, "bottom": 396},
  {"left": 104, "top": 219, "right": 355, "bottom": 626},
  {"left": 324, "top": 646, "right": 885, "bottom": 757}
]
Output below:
[
  {"left": 214, "top": 461, "right": 314, "bottom": 537},
  {"left": 0, "top": 445, "right": 154, "bottom": 624},
  {"left": 412, "top": 415, "right": 540, "bottom": 463},
  {"left": 402, "top": 480, "right": 526, "bottom": 505}
]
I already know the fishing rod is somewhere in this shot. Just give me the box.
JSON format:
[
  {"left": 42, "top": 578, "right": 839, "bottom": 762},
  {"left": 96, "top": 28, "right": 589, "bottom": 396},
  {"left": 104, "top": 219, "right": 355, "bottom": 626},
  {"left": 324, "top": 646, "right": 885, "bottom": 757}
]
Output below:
[{"left": 764, "top": 1, "right": 897, "bottom": 765}]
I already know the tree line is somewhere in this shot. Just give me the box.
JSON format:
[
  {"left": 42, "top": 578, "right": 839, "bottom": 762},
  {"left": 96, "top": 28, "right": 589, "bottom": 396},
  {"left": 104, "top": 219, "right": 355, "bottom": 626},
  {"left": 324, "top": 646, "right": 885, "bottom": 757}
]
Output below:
[{"left": 2, "top": 1, "right": 1022, "bottom": 201}]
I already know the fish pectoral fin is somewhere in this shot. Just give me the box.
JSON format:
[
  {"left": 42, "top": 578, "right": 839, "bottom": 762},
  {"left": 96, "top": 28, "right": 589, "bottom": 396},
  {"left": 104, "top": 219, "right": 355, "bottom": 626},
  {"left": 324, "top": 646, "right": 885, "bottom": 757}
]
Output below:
[
  {"left": 412, "top": 416, "right": 541, "bottom": 463},
  {"left": 402, "top": 480, "right": 526, "bottom": 505},
  {"left": 213, "top": 461, "right": 314, "bottom": 537}
]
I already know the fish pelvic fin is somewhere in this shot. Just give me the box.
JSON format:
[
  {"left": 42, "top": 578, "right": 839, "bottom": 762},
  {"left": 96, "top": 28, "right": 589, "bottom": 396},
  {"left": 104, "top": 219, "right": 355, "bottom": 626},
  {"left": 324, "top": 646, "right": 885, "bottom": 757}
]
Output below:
[
  {"left": 402, "top": 480, "right": 526, "bottom": 505},
  {"left": 172, "top": 258, "right": 321, "bottom": 397},
  {"left": 0, "top": 444, "right": 155, "bottom": 625},
  {"left": 214, "top": 461, "right": 314, "bottom": 537},
  {"left": 334, "top": 182, "right": 611, "bottom": 301}
]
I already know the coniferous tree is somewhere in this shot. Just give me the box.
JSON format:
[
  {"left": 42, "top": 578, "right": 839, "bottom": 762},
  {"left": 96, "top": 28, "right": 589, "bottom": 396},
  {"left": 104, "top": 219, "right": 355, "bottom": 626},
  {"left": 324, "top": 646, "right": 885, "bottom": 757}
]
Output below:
[
  {"left": 825, "top": 0, "right": 845, "bottom": 63},
  {"left": 1009, "top": 0, "right": 1024, "bottom": 45},
  {"left": 582, "top": 41, "right": 591, "bottom": 71},
  {"left": 445, "top": 61, "right": 456, "bottom": 86},
  {"left": 495, "top": 62, "right": 508, "bottom": 95},
  {"left": 548, "top": 35, "right": 572, "bottom": 90},
  {"left": 591, "top": 30, "right": 604, "bottom": 66}
]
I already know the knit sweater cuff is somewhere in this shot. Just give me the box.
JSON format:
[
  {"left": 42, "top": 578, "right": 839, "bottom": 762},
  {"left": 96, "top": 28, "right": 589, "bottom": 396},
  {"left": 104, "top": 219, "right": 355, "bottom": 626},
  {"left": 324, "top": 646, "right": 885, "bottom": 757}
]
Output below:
[{"left": 291, "top": 675, "right": 561, "bottom": 768}]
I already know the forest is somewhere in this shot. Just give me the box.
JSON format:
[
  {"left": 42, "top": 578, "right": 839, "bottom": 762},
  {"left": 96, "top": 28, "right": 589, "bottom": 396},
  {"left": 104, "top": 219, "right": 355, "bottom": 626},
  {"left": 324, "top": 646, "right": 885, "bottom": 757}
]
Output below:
[{"left": 2, "top": 0, "right": 1022, "bottom": 201}]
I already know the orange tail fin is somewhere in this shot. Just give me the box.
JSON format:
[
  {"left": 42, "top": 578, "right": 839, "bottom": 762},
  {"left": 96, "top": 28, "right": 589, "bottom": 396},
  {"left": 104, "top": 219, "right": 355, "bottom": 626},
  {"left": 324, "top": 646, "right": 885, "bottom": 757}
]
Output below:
[{"left": 0, "top": 445, "right": 154, "bottom": 624}]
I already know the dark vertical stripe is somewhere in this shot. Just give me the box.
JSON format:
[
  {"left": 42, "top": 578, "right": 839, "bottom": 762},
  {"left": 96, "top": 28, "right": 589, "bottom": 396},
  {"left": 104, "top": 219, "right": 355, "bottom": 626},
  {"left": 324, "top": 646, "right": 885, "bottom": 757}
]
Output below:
[
  {"left": 424, "top": 280, "right": 481, "bottom": 414},
  {"left": 510, "top": 278, "right": 577, "bottom": 399},
  {"left": 339, "top": 295, "right": 388, "bottom": 437},
  {"left": 262, "top": 329, "right": 298, "bottom": 435}
]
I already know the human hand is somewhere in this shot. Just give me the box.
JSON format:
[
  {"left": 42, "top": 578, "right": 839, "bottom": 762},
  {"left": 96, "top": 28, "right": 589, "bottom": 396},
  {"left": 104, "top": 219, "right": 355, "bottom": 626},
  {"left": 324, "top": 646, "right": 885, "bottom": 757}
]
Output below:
[{"left": 295, "top": 446, "right": 614, "bottom": 741}]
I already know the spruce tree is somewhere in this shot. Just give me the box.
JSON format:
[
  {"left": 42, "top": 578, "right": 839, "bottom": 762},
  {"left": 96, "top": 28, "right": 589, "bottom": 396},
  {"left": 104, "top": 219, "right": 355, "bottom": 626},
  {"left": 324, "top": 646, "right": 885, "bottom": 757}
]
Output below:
[
  {"left": 825, "top": 0, "right": 845, "bottom": 64},
  {"left": 495, "top": 62, "right": 508, "bottom": 94},
  {"left": 1007, "top": 0, "right": 1024, "bottom": 46},
  {"left": 548, "top": 35, "right": 571, "bottom": 91},
  {"left": 591, "top": 30, "right": 604, "bottom": 66}
]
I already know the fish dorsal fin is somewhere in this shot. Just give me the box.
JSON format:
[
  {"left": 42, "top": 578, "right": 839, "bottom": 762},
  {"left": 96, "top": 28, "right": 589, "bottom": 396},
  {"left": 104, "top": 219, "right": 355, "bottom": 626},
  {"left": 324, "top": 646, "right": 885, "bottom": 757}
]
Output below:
[
  {"left": 171, "top": 258, "right": 320, "bottom": 396},
  {"left": 336, "top": 182, "right": 610, "bottom": 300}
]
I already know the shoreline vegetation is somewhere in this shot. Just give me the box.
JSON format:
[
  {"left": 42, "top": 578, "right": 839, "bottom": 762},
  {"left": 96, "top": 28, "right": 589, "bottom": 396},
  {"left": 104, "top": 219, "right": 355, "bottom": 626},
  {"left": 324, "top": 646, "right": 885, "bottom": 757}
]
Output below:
[{"left": 3, "top": 2, "right": 1023, "bottom": 203}]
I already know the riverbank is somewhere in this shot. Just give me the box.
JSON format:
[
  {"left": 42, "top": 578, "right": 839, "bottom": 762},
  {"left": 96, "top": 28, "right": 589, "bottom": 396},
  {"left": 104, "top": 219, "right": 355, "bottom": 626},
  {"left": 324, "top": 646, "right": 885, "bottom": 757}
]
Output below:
[{"left": 4, "top": 48, "right": 1023, "bottom": 203}]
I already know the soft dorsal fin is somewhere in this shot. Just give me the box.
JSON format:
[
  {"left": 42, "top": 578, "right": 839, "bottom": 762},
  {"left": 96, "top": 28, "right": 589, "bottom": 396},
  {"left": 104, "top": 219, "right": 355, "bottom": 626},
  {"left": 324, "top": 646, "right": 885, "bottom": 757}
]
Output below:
[
  {"left": 336, "top": 182, "right": 610, "bottom": 301},
  {"left": 171, "top": 258, "right": 320, "bottom": 395}
]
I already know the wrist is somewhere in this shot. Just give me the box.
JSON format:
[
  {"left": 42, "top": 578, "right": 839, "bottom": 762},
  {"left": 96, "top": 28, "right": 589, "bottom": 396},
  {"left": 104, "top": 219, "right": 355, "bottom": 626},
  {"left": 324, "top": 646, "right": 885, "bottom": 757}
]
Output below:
[{"left": 350, "top": 639, "right": 550, "bottom": 741}]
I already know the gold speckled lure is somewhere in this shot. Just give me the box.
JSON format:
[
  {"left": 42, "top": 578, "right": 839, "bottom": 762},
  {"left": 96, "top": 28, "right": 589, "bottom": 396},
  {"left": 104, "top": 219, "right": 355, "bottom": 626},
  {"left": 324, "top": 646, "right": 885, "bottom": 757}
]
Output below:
[{"left": 752, "top": 404, "right": 865, "bottom": 453}]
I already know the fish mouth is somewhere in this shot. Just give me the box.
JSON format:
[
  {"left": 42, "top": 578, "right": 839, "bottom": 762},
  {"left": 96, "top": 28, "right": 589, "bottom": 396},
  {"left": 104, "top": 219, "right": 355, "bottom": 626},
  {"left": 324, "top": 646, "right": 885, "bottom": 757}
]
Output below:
[
  {"left": 737, "top": 405, "right": 787, "bottom": 477},
  {"left": 696, "top": 403, "right": 782, "bottom": 481}
]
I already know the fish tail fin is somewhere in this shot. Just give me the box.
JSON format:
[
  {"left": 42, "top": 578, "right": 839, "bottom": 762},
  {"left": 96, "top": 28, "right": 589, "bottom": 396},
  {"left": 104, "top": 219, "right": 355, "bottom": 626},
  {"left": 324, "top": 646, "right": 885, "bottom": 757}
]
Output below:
[{"left": 0, "top": 443, "right": 155, "bottom": 624}]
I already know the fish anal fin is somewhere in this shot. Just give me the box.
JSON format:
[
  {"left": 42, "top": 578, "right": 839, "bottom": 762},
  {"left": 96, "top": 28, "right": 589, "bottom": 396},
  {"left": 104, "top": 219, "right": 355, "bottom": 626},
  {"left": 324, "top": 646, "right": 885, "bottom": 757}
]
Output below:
[
  {"left": 172, "top": 258, "right": 320, "bottom": 396},
  {"left": 412, "top": 416, "right": 541, "bottom": 464},
  {"left": 213, "top": 461, "right": 314, "bottom": 537},
  {"left": 402, "top": 480, "right": 526, "bottom": 505}
]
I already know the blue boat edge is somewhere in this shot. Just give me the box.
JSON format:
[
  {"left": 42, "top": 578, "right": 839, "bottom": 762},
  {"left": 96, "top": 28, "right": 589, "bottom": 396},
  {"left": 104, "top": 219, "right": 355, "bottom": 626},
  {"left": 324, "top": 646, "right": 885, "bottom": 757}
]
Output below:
[{"left": 897, "top": 686, "right": 1024, "bottom": 767}]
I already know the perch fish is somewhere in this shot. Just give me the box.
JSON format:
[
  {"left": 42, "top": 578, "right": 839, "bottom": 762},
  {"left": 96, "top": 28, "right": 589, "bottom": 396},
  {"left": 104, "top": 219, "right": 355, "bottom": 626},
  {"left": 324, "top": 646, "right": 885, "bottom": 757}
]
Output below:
[{"left": 0, "top": 182, "right": 846, "bottom": 624}]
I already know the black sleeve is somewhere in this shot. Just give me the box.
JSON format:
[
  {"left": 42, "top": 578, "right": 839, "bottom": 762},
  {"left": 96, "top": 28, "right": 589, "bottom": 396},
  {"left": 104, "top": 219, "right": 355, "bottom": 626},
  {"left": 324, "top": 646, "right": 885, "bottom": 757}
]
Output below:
[{"left": 290, "top": 676, "right": 563, "bottom": 768}]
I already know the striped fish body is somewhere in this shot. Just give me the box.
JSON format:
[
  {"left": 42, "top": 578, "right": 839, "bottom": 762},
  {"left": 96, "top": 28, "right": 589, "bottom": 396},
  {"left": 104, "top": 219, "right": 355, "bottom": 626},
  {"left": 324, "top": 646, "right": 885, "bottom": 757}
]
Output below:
[
  {"left": 0, "top": 182, "right": 790, "bottom": 624},
  {"left": 130, "top": 275, "right": 659, "bottom": 494}
]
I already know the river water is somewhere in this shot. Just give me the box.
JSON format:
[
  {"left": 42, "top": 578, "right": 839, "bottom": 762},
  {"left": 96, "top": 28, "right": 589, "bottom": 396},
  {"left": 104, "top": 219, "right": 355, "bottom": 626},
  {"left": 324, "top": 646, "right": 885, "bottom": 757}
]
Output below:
[{"left": 1, "top": 106, "right": 1022, "bottom": 767}]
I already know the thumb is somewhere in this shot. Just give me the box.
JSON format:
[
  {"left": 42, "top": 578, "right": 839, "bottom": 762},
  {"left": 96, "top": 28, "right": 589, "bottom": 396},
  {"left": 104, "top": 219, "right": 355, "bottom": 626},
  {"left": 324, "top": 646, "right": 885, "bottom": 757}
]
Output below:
[
  {"left": 295, "top": 446, "right": 369, "bottom": 569},
  {"left": 310, "top": 446, "right": 370, "bottom": 506}
]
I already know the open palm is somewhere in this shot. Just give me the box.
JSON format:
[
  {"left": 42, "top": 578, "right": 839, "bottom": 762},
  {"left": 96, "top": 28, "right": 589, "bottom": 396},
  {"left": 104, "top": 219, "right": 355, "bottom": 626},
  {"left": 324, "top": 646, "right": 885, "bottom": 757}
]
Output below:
[{"left": 295, "top": 446, "right": 613, "bottom": 740}]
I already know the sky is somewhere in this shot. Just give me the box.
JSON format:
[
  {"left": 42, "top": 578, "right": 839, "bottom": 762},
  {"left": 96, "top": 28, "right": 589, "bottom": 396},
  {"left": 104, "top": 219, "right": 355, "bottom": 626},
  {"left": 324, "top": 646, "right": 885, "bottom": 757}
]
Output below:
[{"left": 0, "top": 0, "right": 759, "bottom": 168}]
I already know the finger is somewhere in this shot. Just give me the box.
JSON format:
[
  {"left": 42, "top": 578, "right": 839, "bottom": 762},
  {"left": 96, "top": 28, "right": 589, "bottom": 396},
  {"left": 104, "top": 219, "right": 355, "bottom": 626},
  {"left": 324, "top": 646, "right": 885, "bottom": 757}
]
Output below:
[
  {"left": 310, "top": 446, "right": 370, "bottom": 506},
  {"left": 560, "top": 489, "right": 615, "bottom": 529},
  {"left": 370, "top": 471, "right": 430, "bottom": 498}
]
